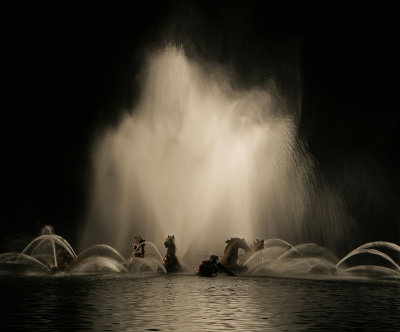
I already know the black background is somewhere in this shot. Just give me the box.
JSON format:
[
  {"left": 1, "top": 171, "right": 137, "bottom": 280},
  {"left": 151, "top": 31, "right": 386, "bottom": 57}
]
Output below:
[{"left": 1, "top": 1, "right": 399, "bottom": 250}]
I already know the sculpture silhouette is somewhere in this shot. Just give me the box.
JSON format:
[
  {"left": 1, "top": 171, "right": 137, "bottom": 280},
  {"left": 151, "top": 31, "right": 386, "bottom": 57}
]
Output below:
[
  {"left": 196, "top": 255, "right": 219, "bottom": 277},
  {"left": 219, "top": 237, "right": 251, "bottom": 273},
  {"left": 162, "top": 235, "right": 181, "bottom": 273},
  {"left": 132, "top": 236, "right": 146, "bottom": 259}
]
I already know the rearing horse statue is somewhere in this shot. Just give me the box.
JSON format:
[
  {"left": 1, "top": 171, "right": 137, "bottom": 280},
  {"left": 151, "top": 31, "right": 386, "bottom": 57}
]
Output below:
[
  {"left": 219, "top": 237, "right": 251, "bottom": 273},
  {"left": 162, "top": 235, "right": 181, "bottom": 273},
  {"left": 196, "top": 238, "right": 265, "bottom": 276}
]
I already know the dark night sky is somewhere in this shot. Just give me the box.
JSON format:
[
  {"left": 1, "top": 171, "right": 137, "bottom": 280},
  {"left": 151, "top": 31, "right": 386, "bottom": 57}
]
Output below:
[{"left": 1, "top": 2, "right": 399, "bottom": 250}]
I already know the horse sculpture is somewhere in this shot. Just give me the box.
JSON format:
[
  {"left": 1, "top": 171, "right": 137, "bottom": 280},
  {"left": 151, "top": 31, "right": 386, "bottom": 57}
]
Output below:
[
  {"left": 219, "top": 237, "right": 252, "bottom": 274},
  {"left": 219, "top": 237, "right": 265, "bottom": 274},
  {"left": 195, "top": 238, "right": 265, "bottom": 276},
  {"left": 252, "top": 239, "right": 265, "bottom": 252},
  {"left": 162, "top": 235, "right": 181, "bottom": 273},
  {"left": 132, "top": 236, "right": 146, "bottom": 259}
]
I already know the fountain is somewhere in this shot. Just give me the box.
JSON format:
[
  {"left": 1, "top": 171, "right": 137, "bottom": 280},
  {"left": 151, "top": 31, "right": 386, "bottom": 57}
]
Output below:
[
  {"left": 1, "top": 223, "right": 399, "bottom": 280},
  {"left": 79, "top": 46, "right": 351, "bottom": 268},
  {"left": 0, "top": 225, "right": 166, "bottom": 274},
  {"left": 0, "top": 225, "right": 77, "bottom": 272},
  {"left": 0, "top": 46, "right": 399, "bottom": 281}
]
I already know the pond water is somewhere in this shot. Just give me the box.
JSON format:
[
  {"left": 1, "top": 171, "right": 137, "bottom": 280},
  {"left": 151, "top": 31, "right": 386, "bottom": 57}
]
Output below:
[{"left": 1, "top": 273, "right": 399, "bottom": 331}]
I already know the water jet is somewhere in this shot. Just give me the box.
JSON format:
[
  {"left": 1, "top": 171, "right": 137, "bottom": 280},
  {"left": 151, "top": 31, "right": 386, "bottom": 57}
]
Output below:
[{"left": 81, "top": 46, "right": 348, "bottom": 268}]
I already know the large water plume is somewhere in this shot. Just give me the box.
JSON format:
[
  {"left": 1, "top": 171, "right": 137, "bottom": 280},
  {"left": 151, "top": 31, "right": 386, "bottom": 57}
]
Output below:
[{"left": 81, "top": 46, "right": 347, "bottom": 264}]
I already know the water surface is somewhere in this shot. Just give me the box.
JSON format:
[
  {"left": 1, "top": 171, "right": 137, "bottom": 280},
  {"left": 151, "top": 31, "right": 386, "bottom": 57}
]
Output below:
[{"left": 1, "top": 273, "right": 399, "bottom": 331}]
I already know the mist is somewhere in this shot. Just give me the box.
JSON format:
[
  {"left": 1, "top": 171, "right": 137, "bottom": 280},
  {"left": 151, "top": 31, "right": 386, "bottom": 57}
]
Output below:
[{"left": 81, "top": 46, "right": 348, "bottom": 264}]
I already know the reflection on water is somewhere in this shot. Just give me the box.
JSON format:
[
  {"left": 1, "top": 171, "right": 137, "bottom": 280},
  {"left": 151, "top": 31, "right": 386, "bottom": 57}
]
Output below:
[{"left": 1, "top": 274, "right": 399, "bottom": 331}]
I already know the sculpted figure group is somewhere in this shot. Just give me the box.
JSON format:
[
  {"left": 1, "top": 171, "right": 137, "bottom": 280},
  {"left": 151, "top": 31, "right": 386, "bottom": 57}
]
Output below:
[
  {"left": 196, "top": 237, "right": 265, "bottom": 276},
  {"left": 38, "top": 233, "right": 263, "bottom": 275},
  {"left": 131, "top": 235, "right": 265, "bottom": 276}
]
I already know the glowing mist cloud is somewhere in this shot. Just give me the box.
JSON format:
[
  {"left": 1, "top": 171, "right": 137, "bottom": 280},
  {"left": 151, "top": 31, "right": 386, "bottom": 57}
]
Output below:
[{"left": 82, "top": 46, "right": 346, "bottom": 262}]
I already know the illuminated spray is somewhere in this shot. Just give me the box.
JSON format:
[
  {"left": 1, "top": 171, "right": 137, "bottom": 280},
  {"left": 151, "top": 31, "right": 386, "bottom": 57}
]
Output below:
[{"left": 82, "top": 46, "right": 347, "bottom": 265}]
